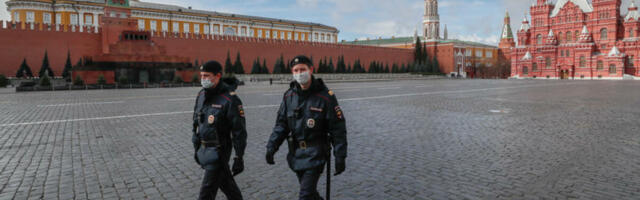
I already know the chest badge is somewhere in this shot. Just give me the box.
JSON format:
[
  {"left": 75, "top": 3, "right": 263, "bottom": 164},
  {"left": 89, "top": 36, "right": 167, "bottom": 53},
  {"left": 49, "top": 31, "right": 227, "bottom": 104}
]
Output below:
[
  {"left": 208, "top": 115, "right": 215, "bottom": 124},
  {"left": 307, "top": 118, "right": 316, "bottom": 128}
]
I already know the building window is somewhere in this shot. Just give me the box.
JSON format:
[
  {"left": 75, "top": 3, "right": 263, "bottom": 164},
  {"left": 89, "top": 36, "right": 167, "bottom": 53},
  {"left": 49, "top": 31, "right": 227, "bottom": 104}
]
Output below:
[
  {"left": 566, "top": 32, "right": 572, "bottom": 42},
  {"left": 162, "top": 21, "right": 168, "bottom": 32},
  {"left": 287, "top": 32, "right": 292, "bottom": 40},
  {"left": 26, "top": 11, "right": 35, "bottom": 23},
  {"left": 465, "top": 49, "right": 472, "bottom": 56},
  {"left": 476, "top": 50, "right": 483, "bottom": 58},
  {"left": 204, "top": 25, "right": 210, "bottom": 34},
  {"left": 241, "top": 27, "right": 246, "bottom": 36},
  {"left": 184, "top": 23, "right": 191, "bottom": 33},
  {"left": 13, "top": 12, "right": 20, "bottom": 22},
  {"left": 523, "top": 66, "right": 529, "bottom": 75},
  {"left": 579, "top": 56, "right": 586, "bottom": 68},
  {"left": 314, "top": 33, "right": 318, "bottom": 41},
  {"left": 213, "top": 25, "right": 220, "bottom": 34},
  {"left": 597, "top": 60, "right": 604, "bottom": 70},
  {"left": 248, "top": 28, "right": 254, "bottom": 37},
  {"left": 266, "top": 30, "right": 270, "bottom": 38},
  {"left": 172, "top": 22, "right": 179, "bottom": 33},
  {"left": 574, "top": 31, "right": 579, "bottom": 42},
  {"left": 545, "top": 57, "right": 551, "bottom": 69},
  {"left": 294, "top": 33, "right": 299, "bottom": 40},
  {"left": 119, "top": 12, "right": 127, "bottom": 18},
  {"left": 566, "top": 50, "right": 570, "bottom": 57},
  {"left": 43, "top": 13, "right": 52, "bottom": 24},
  {"left": 55, "top": 13, "right": 61, "bottom": 24},
  {"left": 600, "top": 28, "right": 608, "bottom": 40},
  {"left": 194, "top": 24, "right": 200, "bottom": 34},
  {"left": 532, "top": 63, "right": 538, "bottom": 71},
  {"left": 486, "top": 51, "right": 492, "bottom": 58},
  {"left": 70, "top": 14, "right": 78, "bottom": 25},
  {"left": 85, "top": 15, "right": 93, "bottom": 25},
  {"left": 150, "top": 20, "right": 157, "bottom": 31},
  {"left": 281, "top": 31, "right": 285, "bottom": 40},
  {"left": 558, "top": 32, "right": 563, "bottom": 42},
  {"left": 138, "top": 19, "right": 145, "bottom": 30},
  {"left": 561, "top": 50, "right": 565, "bottom": 57},
  {"left": 537, "top": 34, "right": 542, "bottom": 44},
  {"left": 630, "top": 29, "right": 634, "bottom": 38},
  {"left": 258, "top": 29, "right": 263, "bottom": 38},
  {"left": 609, "top": 64, "right": 616, "bottom": 74},
  {"left": 628, "top": 56, "right": 634, "bottom": 67}
]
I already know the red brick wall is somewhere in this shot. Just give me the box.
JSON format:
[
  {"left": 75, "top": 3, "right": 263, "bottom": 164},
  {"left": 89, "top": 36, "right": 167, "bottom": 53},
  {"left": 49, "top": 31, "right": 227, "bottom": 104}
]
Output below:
[
  {"left": 0, "top": 21, "right": 414, "bottom": 78},
  {"left": 0, "top": 22, "right": 102, "bottom": 77}
]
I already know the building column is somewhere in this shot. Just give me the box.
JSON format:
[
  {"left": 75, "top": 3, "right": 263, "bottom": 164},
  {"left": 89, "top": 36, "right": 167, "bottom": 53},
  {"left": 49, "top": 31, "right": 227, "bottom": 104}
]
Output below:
[
  {"left": 78, "top": 11, "right": 85, "bottom": 32},
  {"left": 237, "top": 24, "right": 241, "bottom": 36},
  {"left": 93, "top": 12, "right": 99, "bottom": 32},
  {"left": 219, "top": 23, "right": 224, "bottom": 35},
  {"left": 209, "top": 22, "right": 214, "bottom": 36}
]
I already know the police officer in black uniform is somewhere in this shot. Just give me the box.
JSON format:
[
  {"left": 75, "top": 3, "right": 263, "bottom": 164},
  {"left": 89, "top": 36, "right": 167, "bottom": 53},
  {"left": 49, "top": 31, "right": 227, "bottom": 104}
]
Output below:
[
  {"left": 266, "top": 55, "right": 348, "bottom": 200},
  {"left": 192, "top": 61, "right": 247, "bottom": 200}
]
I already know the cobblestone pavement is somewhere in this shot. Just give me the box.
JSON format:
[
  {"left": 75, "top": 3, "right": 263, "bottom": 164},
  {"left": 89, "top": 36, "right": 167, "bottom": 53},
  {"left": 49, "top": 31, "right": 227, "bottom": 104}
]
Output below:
[{"left": 1, "top": 79, "right": 640, "bottom": 200}]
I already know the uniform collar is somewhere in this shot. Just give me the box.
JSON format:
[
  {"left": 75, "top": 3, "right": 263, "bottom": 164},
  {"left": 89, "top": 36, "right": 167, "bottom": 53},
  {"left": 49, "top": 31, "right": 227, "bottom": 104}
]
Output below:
[{"left": 291, "top": 76, "right": 327, "bottom": 95}]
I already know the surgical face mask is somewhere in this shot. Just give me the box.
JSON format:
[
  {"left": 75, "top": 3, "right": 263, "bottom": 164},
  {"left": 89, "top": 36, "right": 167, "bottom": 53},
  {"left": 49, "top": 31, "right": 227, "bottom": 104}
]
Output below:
[
  {"left": 201, "top": 78, "right": 215, "bottom": 89},
  {"left": 293, "top": 71, "right": 311, "bottom": 85}
]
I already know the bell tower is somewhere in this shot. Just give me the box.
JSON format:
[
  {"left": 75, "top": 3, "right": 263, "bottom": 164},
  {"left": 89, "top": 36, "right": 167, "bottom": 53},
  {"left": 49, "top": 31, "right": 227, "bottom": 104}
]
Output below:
[{"left": 423, "top": 0, "right": 440, "bottom": 41}]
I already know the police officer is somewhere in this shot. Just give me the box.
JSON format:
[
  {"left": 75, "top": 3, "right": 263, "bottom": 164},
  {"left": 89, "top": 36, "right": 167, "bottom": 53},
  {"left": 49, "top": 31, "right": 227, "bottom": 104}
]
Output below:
[
  {"left": 192, "top": 60, "right": 247, "bottom": 200},
  {"left": 266, "top": 55, "right": 348, "bottom": 200}
]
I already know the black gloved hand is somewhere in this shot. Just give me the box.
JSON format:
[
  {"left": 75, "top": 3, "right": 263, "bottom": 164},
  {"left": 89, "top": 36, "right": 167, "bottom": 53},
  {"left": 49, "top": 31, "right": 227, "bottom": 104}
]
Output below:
[
  {"left": 334, "top": 158, "right": 345, "bottom": 176},
  {"left": 232, "top": 157, "right": 244, "bottom": 176},
  {"left": 266, "top": 150, "right": 275, "bottom": 165}
]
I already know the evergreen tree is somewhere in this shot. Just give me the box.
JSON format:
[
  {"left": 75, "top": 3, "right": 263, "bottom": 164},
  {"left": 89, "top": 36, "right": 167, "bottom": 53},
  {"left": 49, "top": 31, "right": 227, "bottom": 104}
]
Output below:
[
  {"left": 327, "top": 58, "right": 335, "bottom": 73},
  {"left": 353, "top": 59, "right": 363, "bottom": 73},
  {"left": 40, "top": 74, "right": 51, "bottom": 86},
  {"left": 251, "top": 57, "right": 261, "bottom": 74},
  {"left": 75, "top": 57, "right": 83, "bottom": 67},
  {"left": 16, "top": 58, "right": 34, "bottom": 78},
  {"left": 234, "top": 52, "right": 244, "bottom": 74},
  {"left": 335, "top": 55, "right": 346, "bottom": 73},
  {"left": 392, "top": 63, "right": 398, "bottom": 73},
  {"left": 285, "top": 59, "right": 292, "bottom": 73},
  {"left": 384, "top": 64, "right": 390, "bottom": 73},
  {"left": 346, "top": 63, "right": 352, "bottom": 73},
  {"left": 433, "top": 57, "right": 441, "bottom": 73},
  {"left": 262, "top": 59, "right": 269, "bottom": 74},
  {"left": 39, "top": 50, "right": 54, "bottom": 77},
  {"left": 97, "top": 74, "right": 106, "bottom": 85},
  {"left": 279, "top": 54, "right": 286, "bottom": 74},
  {"left": 414, "top": 37, "right": 422, "bottom": 64},
  {"left": 62, "top": 51, "right": 73, "bottom": 80},
  {"left": 195, "top": 59, "right": 200, "bottom": 68},
  {"left": 224, "top": 51, "right": 234, "bottom": 74},
  {"left": 400, "top": 63, "right": 406, "bottom": 73}
]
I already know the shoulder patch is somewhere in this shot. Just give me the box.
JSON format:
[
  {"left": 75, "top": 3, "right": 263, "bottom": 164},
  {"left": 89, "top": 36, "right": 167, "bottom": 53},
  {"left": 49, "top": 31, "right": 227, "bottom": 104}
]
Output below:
[
  {"left": 229, "top": 92, "right": 237, "bottom": 96},
  {"left": 238, "top": 105, "right": 245, "bottom": 117},
  {"left": 335, "top": 106, "right": 343, "bottom": 120},
  {"left": 328, "top": 90, "right": 334, "bottom": 96}
]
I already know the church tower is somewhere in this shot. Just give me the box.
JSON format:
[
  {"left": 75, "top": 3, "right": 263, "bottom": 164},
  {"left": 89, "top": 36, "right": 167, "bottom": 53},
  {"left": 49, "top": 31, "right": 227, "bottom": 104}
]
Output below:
[
  {"left": 499, "top": 11, "right": 515, "bottom": 50},
  {"left": 423, "top": 0, "right": 440, "bottom": 41}
]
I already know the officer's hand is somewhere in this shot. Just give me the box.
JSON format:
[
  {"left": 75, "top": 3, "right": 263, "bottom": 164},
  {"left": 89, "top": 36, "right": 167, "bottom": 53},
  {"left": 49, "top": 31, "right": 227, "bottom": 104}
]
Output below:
[
  {"left": 266, "top": 150, "right": 275, "bottom": 165},
  {"left": 334, "top": 158, "right": 346, "bottom": 176},
  {"left": 232, "top": 157, "right": 244, "bottom": 176}
]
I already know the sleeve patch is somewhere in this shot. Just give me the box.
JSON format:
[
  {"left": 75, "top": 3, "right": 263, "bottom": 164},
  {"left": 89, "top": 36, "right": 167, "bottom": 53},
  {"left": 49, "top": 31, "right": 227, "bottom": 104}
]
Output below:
[
  {"left": 230, "top": 92, "right": 237, "bottom": 96},
  {"left": 334, "top": 106, "right": 343, "bottom": 120},
  {"left": 238, "top": 105, "right": 245, "bottom": 117},
  {"left": 328, "top": 90, "right": 334, "bottom": 96}
]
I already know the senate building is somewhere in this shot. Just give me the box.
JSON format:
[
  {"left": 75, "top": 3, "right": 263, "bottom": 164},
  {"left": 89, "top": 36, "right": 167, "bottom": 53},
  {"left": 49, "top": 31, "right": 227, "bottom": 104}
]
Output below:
[
  {"left": 6, "top": 0, "right": 339, "bottom": 43},
  {"left": 507, "top": 0, "right": 640, "bottom": 80}
]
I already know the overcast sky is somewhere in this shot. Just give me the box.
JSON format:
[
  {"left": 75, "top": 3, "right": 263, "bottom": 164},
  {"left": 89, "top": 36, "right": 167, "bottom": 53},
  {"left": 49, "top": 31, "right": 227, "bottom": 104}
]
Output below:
[{"left": 0, "top": 0, "right": 637, "bottom": 45}]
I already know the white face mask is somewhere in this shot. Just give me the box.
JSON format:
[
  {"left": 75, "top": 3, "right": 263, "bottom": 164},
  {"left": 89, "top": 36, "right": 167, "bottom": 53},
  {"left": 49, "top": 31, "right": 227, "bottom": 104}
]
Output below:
[
  {"left": 201, "top": 78, "right": 215, "bottom": 89},
  {"left": 293, "top": 71, "right": 311, "bottom": 85}
]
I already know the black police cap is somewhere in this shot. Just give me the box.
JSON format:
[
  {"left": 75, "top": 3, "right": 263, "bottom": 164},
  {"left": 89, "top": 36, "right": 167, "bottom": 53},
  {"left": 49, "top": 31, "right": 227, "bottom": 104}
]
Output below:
[
  {"left": 290, "top": 55, "right": 313, "bottom": 67},
  {"left": 200, "top": 60, "right": 223, "bottom": 74}
]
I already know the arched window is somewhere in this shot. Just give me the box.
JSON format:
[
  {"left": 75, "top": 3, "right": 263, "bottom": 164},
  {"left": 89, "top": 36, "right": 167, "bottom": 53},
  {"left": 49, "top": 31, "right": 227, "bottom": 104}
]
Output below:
[
  {"left": 600, "top": 28, "right": 608, "bottom": 40},
  {"left": 597, "top": 60, "right": 604, "bottom": 70},
  {"left": 566, "top": 50, "right": 570, "bottom": 57},
  {"left": 575, "top": 31, "right": 579, "bottom": 41},
  {"left": 566, "top": 32, "right": 572, "bottom": 42},
  {"left": 559, "top": 32, "right": 563, "bottom": 42},
  {"left": 523, "top": 66, "right": 529, "bottom": 75},
  {"left": 532, "top": 63, "right": 538, "bottom": 71},
  {"left": 628, "top": 55, "right": 634, "bottom": 67},
  {"left": 561, "top": 50, "right": 565, "bottom": 57},
  {"left": 579, "top": 56, "right": 586, "bottom": 67},
  {"left": 537, "top": 34, "right": 542, "bottom": 44},
  {"left": 609, "top": 64, "right": 616, "bottom": 74},
  {"left": 545, "top": 57, "right": 552, "bottom": 68},
  {"left": 629, "top": 29, "right": 634, "bottom": 38}
]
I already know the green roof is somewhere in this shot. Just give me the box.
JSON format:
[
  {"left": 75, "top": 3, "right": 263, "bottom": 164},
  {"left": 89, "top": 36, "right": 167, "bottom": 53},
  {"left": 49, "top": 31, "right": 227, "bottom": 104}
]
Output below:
[
  {"left": 341, "top": 37, "right": 414, "bottom": 46},
  {"left": 341, "top": 37, "right": 496, "bottom": 48}
]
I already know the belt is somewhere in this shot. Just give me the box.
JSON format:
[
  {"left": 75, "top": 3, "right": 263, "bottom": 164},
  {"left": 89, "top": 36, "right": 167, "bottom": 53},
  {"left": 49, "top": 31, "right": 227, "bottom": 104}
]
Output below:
[
  {"left": 201, "top": 140, "right": 220, "bottom": 148},
  {"left": 297, "top": 140, "right": 324, "bottom": 150}
]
